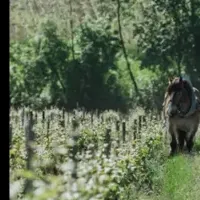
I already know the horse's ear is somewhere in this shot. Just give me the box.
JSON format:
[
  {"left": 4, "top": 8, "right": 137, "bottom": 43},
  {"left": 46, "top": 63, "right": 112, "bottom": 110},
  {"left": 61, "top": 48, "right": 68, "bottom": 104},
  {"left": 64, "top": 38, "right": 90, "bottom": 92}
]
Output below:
[
  {"left": 168, "top": 77, "right": 173, "bottom": 84},
  {"left": 179, "top": 76, "right": 184, "bottom": 87}
]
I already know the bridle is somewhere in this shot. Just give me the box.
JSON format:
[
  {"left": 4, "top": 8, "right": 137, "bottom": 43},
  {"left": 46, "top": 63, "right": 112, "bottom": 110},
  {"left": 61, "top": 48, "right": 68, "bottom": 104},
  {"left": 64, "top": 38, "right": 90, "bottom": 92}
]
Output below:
[
  {"left": 164, "top": 76, "right": 199, "bottom": 121},
  {"left": 171, "top": 89, "right": 190, "bottom": 116},
  {"left": 168, "top": 78, "right": 191, "bottom": 117}
]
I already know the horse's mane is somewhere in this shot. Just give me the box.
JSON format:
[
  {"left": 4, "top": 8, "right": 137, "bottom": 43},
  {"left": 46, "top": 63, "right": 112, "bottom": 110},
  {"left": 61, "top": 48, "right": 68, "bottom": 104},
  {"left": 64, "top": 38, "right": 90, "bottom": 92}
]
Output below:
[
  {"left": 167, "top": 77, "right": 182, "bottom": 94},
  {"left": 167, "top": 76, "right": 193, "bottom": 96}
]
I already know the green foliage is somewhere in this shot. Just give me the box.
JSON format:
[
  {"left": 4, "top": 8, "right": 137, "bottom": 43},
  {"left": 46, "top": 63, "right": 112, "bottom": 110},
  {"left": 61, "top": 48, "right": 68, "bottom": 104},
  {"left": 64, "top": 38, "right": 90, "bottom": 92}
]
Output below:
[
  {"left": 117, "top": 58, "right": 169, "bottom": 109},
  {"left": 134, "top": 0, "right": 200, "bottom": 78},
  {"left": 66, "top": 21, "right": 126, "bottom": 110},
  {"left": 10, "top": 108, "right": 200, "bottom": 200},
  {"left": 10, "top": 108, "right": 169, "bottom": 200},
  {"left": 10, "top": 21, "right": 70, "bottom": 109},
  {"left": 10, "top": 19, "right": 134, "bottom": 111},
  {"left": 10, "top": 0, "right": 200, "bottom": 110}
]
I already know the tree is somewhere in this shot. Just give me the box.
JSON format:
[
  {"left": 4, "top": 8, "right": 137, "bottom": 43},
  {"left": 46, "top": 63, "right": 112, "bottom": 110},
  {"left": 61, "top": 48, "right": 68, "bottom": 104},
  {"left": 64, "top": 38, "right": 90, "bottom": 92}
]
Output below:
[
  {"left": 134, "top": 0, "right": 200, "bottom": 85},
  {"left": 116, "top": 0, "right": 139, "bottom": 95}
]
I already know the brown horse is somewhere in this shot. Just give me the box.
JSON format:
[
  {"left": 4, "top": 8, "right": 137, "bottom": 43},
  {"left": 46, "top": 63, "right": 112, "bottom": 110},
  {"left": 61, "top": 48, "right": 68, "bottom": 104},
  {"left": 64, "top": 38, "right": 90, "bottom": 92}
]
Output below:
[{"left": 162, "top": 76, "right": 200, "bottom": 155}]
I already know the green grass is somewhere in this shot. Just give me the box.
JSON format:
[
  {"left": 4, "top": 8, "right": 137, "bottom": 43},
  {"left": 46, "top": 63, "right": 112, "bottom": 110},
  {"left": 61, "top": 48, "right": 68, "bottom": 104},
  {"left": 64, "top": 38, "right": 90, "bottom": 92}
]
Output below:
[
  {"left": 138, "top": 153, "right": 200, "bottom": 200},
  {"left": 162, "top": 155, "right": 194, "bottom": 200},
  {"left": 194, "top": 137, "right": 200, "bottom": 152}
]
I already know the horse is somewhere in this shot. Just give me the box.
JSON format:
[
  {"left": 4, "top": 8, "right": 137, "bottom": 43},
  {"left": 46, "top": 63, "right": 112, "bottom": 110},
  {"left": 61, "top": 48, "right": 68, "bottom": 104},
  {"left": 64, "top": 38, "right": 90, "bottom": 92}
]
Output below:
[{"left": 162, "top": 76, "right": 200, "bottom": 155}]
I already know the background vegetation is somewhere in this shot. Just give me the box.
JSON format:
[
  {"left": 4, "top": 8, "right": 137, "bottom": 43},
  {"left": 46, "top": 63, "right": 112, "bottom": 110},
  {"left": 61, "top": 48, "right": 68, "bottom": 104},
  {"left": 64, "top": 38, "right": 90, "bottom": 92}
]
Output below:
[{"left": 10, "top": 0, "right": 200, "bottom": 112}]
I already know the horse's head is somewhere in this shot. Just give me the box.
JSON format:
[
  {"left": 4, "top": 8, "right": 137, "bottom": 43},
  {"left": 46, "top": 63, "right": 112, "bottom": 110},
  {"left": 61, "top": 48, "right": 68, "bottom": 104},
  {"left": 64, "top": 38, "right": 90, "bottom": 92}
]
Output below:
[{"left": 166, "top": 76, "right": 191, "bottom": 117}]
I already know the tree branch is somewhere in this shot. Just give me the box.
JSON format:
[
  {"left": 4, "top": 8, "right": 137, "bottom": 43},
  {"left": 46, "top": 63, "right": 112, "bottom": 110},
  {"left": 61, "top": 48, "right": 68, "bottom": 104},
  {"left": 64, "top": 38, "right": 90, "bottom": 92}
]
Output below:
[
  {"left": 116, "top": 0, "right": 139, "bottom": 95},
  {"left": 69, "top": 0, "right": 75, "bottom": 61}
]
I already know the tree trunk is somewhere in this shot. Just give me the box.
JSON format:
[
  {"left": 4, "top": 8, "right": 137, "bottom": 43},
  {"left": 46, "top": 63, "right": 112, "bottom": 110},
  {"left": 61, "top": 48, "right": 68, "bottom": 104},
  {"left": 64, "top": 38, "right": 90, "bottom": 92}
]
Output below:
[
  {"left": 69, "top": 0, "right": 75, "bottom": 60},
  {"left": 189, "top": 0, "right": 200, "bottom": 86},
  {"left": 116, "top": 0, "right": 139, "bottom": 95}
]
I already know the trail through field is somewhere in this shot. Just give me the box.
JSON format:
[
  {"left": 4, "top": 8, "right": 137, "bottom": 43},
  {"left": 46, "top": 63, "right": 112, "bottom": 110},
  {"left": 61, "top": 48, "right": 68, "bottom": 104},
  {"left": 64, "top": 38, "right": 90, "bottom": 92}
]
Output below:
[
  {"left": 139, "top": 147, "right": 200, "bottom": 200},
  {"left": 160, "top": 153, "right": 200, "bottom": 200},
  {"left": 140, "top": 126, "right": 200, "bottom": 200}
]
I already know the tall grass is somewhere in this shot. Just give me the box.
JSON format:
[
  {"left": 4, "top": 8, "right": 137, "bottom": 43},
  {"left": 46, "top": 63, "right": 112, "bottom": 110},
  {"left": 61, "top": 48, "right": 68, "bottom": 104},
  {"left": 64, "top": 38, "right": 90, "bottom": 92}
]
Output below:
[{"left": 163, "top": 155, "right": 194, "bottom": 200}]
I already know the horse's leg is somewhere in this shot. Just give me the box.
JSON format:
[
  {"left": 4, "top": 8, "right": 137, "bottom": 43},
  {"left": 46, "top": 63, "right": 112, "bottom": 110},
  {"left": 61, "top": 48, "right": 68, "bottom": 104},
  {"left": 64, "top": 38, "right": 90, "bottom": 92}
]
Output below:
[
  {"left": 186, "top": 126, "right": 198, "bottom": 153},
  {"left": 170, "top": 133, "right": 177, "bottom": 155},
  {"left": 186, "top": 133, "right": 195, "bottom": 153},
  {"left": 178, "top": 130, "right": 186, "bottom": 152}
]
